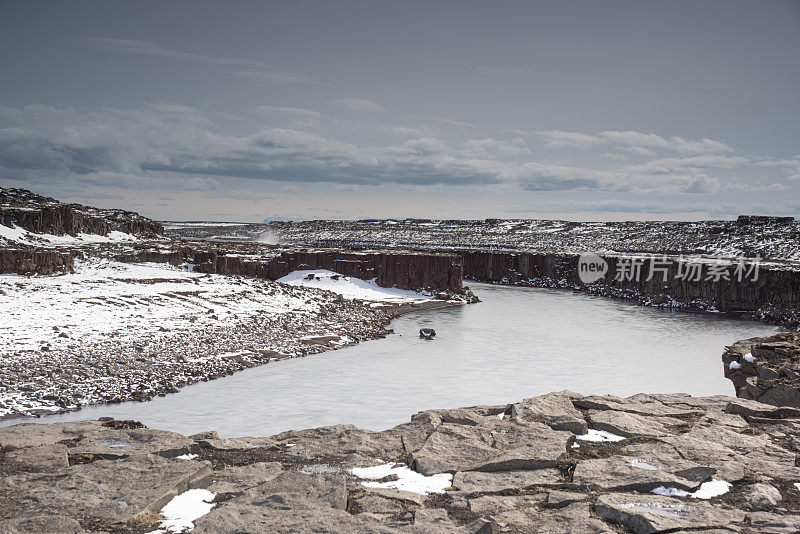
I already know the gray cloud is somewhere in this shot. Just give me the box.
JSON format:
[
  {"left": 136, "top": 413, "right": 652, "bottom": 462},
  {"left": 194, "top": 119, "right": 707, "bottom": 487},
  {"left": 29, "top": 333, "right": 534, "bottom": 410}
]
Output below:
[
  {"left": 0, "top": 104, "right": 791, "bottom": 200},
  {"left": 88, "top": 38, "right": 323, "bottom": 84},
  {"left": 329, "top": 98, "right": 386, "bottom": 113},
  {"left": 536, "top": 129, "right": 733, "bottom": 155}
]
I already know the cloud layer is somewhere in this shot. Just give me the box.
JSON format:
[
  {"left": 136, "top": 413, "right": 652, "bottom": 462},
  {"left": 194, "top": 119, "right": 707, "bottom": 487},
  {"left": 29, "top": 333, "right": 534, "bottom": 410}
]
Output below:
[{"left": 4, "top": 104, "right": 792, "bottom": 196}]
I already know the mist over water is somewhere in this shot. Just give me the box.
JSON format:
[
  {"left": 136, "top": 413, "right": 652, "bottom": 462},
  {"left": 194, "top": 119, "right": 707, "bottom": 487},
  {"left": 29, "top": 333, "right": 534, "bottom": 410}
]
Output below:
[{"left": 9, "top": 283, "right": 778, "bottom": 437}]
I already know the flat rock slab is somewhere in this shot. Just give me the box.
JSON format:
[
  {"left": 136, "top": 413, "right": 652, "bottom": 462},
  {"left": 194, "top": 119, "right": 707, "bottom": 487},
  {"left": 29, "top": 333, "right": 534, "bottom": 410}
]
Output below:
[
  {"left": 411, "top": 420, "right": 572, "bottom": 475},
  {"left": 468, "top": 493, "right": 547, "bottom": 515},
  {"left": 575, "top": 395, "right": 704, "bottom": 417},
  {"left": 3, "top": 444, "right": 69, "bottom": 473},
  {"left": 272, "top": 424, "right": 403, "bottom": 464},
  {"left": 207, "top": 461, "right": 283, "bottom": 493},
  {"left": 236, "top": 471, "right": 348, "bottom": 511},
  {"left": 195, "top": 506, "right": 403, "bottom": 534},
  {"left": 588, "top": 410, "right": 683, "bottom": 438},
  {"left": 0, "top": 515, "right": 86, "bottom": 534},
  {"left": 199, "top": 437, "right": 278, "bottom": 451},
  {"left": 572, "top": 455, "right": 709, "bottom": 492},
  {"left": 748, "top": 512, "right": 800, "bottom": 533},
  {"left": 488, "top": 502, "right": 615, "bottom": 533},
  {"left": 0, "top": 421, "right": 105, "bottom": 448},
  {"left": 71, "top": 427, "right": 199, "bottom": 459},
  {"left": 595, "top": 493, "right": 745, "bottom": 533},
  {"left": 725, "top": 398, "right": 800, "bottom": 419},
  {"left": 453, "top": 469, "right": 561, "bottom": 493},
  {"left": 511, "top": 392, "right": 588, "bottom": 434},
  {"left": 0, "top": 455, "right": 212, "bottom": 523}
]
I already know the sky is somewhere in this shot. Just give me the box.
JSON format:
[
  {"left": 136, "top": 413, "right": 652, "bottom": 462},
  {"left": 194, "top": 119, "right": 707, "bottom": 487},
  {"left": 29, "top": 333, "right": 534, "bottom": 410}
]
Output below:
[{"left": 1, "top": 0, "right": 799, "bottom": 222}]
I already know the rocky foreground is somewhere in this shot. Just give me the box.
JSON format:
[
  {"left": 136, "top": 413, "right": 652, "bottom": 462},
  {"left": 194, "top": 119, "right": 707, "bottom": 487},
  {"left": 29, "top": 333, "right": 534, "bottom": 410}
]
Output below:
[{"left": 2, "top": 391, "right": 800, "bottom": 533}]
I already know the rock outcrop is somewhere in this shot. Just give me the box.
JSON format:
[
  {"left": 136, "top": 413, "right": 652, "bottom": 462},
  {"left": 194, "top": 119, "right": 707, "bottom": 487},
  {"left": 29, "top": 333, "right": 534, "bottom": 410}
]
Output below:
[
  {"left": 1, "top": 187, "right": 163, "bottom": 237},
  {"left": 724, "top": 332, "right": 800, "bottom": 408},
  {"left": 1, "top": 392, "right": 799, "bottom": 533},
  {"left": 0, "top": 248, "right": 74, "bottom": 275}
]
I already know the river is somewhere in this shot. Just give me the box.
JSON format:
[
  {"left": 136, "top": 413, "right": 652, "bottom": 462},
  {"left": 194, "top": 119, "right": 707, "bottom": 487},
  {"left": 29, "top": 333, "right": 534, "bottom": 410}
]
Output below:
[{"left": 5, "top": 283, "right": 778, "bottom": 437}]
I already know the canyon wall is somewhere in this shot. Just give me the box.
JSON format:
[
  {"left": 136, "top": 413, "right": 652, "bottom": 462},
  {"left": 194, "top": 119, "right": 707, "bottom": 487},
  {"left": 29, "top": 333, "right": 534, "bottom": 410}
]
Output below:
[
  {"left": 459, "top": 251, "right": 800, "bottom": 327},
  {"left": 0, "top": 206, "right": 163, "bottom": 237},
  {"left": 118, "top": 247, "right": 466, "bottom": 294},
  {"left": 0, "top": 248, "right": 74, "bottom": 275}
]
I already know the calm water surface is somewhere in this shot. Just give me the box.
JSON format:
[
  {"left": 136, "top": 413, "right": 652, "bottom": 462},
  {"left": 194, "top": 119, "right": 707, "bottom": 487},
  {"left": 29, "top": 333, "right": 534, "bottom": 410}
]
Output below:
[{"left": 7, "top": 284, "right": 778, "bottom": 437}]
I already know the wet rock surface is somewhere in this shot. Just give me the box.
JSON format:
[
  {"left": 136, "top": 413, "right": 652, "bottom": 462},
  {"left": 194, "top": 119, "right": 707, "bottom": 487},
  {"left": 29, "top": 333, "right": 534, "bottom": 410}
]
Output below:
[
  {"left": 1, "top": 391, "right": 799, "bottom": 533},
  {"left": 724, "top": 332, "right": 800, "bottom": 408}
]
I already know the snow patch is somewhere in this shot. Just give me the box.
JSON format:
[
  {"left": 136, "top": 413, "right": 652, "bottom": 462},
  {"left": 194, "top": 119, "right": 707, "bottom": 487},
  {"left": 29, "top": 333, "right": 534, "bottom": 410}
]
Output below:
[
  {"left": 152, "top": 488, "right": 215, "bottom": 533},
  {"left": 277, "top": 270, "right": 431, "bottom": 303},
  {"left": 175, "top": 454, "right": 198, "bottom": 460},
  {"left": 729, "top": 361, "right": 742, "bottom": 370},
  {"left": 351, "top": 463, "right": 452, "bottom": 495},
  {"left": 743, "top": 353, "right": 755, "bottom": 363},
  {"left": 651, "top": 479, "right": 732, "bottom": 500},
  {"left": 575, "top": 429, "right": 626, "bottom": 442}
]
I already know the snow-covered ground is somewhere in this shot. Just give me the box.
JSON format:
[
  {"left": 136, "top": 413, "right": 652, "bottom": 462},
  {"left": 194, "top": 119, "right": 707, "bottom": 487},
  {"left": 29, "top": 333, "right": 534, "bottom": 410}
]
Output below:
[
  {"left": 0, "top": 259, "right": 320, "bottom": 354},
  {"left": 0, "top": 222, "right": 137, "bottom": 247},
  {"left": 0, "top": 261, "right": 392, "bottom": 419},
  {"left": 277, "top": 269, "right": 432, "bottom": 303}
]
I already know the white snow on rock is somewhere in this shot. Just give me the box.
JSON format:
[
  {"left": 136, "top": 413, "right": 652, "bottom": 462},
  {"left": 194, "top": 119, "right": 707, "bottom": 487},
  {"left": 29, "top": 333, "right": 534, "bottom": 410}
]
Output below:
[
  {"left": 175, "top": 454, "right": 199, "bottom": 460},
  {"left": 743, "top": 353, "right": 756, "bottom": 363},
  {"left": 651, "top": 479, "right": 732, "bottom": 500},
  {"left": 651, "top": 486, "right": 691, "bottom": 497},
  {"left": 351, "top": 463, "right": 452, "bottom": 495},
  {"left": 0, "top": 223, "right": 136, "bottom": 246},
  {"left": 729, "top": 361, "right": 742, "bottom": 370},
  {"left": 277, "top": 270, "right": 431, "bottom": 303},
  {"left": 575, "top": 429, "right": 626, "bottom": 442},
  {"left": 148, "top": 488, "right": 215, "bottom": 533}
]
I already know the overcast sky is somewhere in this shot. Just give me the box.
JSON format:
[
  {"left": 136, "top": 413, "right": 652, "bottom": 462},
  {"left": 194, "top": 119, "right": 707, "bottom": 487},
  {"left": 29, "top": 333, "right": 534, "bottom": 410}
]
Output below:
[{"left": 1, "top": 0, "right": 799, "bottom": 221}]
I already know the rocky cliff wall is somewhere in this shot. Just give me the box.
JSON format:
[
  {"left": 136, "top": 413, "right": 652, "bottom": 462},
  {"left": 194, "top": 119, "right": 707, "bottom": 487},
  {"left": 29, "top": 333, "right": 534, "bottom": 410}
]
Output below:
[
  {"left": 116, "top": 247, "right": 466, "bottom": 294},
  {"left": 460, "top": 251, "right": 800, "bottom": 327},
  {"left": 0, "top": 248, "right": 74, "bottom": 275},
  {"left": 1, "top": 188, "right": 163, "bottom": 237},
  {"left": 0, "top": 206, "right": 163, "bottom": 238},
  {"left": 193, "top": 250, "right": 464, "bottom": 293}
]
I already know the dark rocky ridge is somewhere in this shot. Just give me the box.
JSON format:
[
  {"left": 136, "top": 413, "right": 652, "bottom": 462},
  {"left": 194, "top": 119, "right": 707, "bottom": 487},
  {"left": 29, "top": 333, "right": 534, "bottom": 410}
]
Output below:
[
  {"left": 0, "top": 188, "right": 163, "bottom": 238},
  {"left": 1, "top": 391, "right": 799, "bottom": 533}
]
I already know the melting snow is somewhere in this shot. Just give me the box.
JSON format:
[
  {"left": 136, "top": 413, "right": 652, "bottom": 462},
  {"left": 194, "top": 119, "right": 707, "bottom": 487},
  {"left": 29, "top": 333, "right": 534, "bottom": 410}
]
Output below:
[
  {"left": 351, "top": 463, "right": 452, "bottom": 495},
  {"left": 277, "top": 270, "right": 431, "bottom": 303},
  {"left": 575, "top": 429, "right": 626, "bottom": 442},
  {"left": 151, "top": 489, "right": 215, "bottom": 533},
  {"left": 743, "top": 353, "right": 756, "bottom": 363},
  {"left": 729, "top": 361, "right": 742, "bottom": 370},
  {"left": 652, "top": 479, "right": 732, "bottom": 500},
  {"left": 175, "top": 454, "right": 198, "bottom": 460}
]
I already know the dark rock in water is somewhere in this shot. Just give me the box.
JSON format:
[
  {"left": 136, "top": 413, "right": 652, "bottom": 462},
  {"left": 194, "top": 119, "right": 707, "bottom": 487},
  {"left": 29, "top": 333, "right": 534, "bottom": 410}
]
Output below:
[{"left": 419, "top": 328, "right": 436, "bottom": 339}]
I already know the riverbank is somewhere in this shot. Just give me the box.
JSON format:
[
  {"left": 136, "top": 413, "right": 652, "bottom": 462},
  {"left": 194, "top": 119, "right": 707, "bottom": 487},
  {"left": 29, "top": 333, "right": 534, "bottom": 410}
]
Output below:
[
  {"left": 1, "top": 391, "right": 798, "bottom": 533},
  {"left": 0, "top": 259, "right": 466, "bottom": 422}
]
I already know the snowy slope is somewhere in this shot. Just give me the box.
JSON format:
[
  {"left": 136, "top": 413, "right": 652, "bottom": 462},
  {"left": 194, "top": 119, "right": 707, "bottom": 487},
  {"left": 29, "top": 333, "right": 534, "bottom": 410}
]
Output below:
[{"left": 277, "top": 269, "right": 432, "bottom": 302}]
